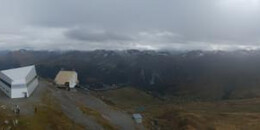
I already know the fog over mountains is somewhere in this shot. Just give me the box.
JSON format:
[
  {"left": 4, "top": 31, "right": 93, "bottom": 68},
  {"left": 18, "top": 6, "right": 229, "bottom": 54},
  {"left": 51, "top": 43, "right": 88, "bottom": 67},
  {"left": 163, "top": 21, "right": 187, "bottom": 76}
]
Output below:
[{"left": 1, "top": 50, "right": 260, "bottom": 100}]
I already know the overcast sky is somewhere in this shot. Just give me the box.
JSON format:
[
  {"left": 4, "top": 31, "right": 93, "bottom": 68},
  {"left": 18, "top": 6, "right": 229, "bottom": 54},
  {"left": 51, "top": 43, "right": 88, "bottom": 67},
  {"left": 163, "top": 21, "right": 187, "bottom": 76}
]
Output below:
[{"left": 1, "top": 0, "right": 260, "bottom": 50}]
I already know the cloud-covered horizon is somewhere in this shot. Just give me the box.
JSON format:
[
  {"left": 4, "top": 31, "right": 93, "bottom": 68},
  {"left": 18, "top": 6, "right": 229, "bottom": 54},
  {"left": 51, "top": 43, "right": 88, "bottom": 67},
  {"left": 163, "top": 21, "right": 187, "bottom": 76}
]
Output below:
[{"left": 1, "top": 0, "right": 260, "bottom": 51}]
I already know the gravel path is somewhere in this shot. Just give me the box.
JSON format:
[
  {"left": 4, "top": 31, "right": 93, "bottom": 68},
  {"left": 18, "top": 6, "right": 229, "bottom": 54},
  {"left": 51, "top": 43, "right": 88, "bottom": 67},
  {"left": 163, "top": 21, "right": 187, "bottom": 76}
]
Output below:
[
  {"left": 66, "top": 88, "right": 139, "bottom": 130},
  {"left": 48, "top": 87, "right": 104, "bottom": 130},
  {"left": 45, "top": 80, "right": 142, "bottom": 130},
  {"left": 0, "top": 79, "right": 144, "bottom": 130}
]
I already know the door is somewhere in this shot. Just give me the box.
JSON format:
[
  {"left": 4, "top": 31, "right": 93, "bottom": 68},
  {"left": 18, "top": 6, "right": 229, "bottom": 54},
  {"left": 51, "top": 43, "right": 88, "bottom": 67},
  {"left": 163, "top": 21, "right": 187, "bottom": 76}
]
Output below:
[{"left": 23, "top": 92, "right": 27, "bottom": 98}]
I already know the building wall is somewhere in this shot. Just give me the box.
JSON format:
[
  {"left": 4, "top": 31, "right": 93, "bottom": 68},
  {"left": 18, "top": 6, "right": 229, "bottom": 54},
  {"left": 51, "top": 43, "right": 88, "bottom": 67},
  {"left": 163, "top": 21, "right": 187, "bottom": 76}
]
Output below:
[
  {"left": 27, "top": 78, "right": 38, "bottom": 96},
  {"left": 69, "top": 79, "right": 77, "bottom": 88},
  {"left": 0, "top": 72, "right": 12, "bottom": 83},
  {"left": 0, "top": 80, "right": 11, "bottom": 97},
  {"left": 0, "top": 72, "right": 12, "bottom": 98},
  {"left": 26, "top": 66, "right": 39, "bottom": 97},
  {"left": 55, "top": 71, "right": 78, "bottom": 88},
  {"left": 11, "top": 85, "right": 28, "bottom": 98},
  {"left": 70, "top": 73, "right": 78, "bottom": 88},
  {"left": 11, "top": 78, "right": 38, "bottom": 98},
  {"left": 1, "top": 66, "right": 39, "bottom": 99},
  {"left": 26, "top": 66, "right": 37, "bottom": 83}
]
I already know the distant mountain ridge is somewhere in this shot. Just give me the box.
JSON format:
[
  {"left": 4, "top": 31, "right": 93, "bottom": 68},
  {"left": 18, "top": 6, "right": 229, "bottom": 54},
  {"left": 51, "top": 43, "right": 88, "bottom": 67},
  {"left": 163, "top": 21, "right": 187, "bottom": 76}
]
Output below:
[{"left": 2, "top": 49, "right": 260, "bottom": 100}]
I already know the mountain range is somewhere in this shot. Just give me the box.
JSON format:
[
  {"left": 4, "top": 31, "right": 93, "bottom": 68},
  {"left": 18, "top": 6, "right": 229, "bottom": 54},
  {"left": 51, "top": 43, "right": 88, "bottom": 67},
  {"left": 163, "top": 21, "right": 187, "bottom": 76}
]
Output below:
[{"left": 1, "top": 49, "right": 260, "bottom": 100}]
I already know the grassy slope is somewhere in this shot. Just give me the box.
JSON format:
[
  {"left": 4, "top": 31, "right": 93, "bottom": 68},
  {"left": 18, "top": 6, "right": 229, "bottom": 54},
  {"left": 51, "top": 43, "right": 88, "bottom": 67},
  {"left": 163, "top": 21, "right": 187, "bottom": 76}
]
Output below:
[
  {"left": 94, "top": 87, "right": 260, "bottom": 130},
  {"left": 0, "top": 90, "right": 84, "bottom": 130},
  {"left": 93, "top": 87, "right": 162, "bottom": 111}
]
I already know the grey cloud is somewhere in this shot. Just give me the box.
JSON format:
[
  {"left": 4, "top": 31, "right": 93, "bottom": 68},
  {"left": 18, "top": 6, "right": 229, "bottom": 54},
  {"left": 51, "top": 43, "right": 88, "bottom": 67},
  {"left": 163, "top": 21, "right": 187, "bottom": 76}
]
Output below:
[
  {"left": 1, "top": 0, "right": 260, "bottom": 50},
  {"left": 64, "top": 28, "right": 133, "bottom": 42}
]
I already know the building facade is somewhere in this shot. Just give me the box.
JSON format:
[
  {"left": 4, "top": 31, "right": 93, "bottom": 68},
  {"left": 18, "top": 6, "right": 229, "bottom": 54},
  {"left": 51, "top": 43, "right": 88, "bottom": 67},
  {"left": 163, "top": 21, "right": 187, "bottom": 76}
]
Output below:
[
  {"left": 55, "top": 71, "right": 78, "bottom": 88},
  {"left": 0, "top": 65, "right": 38, "bottom": 98}
]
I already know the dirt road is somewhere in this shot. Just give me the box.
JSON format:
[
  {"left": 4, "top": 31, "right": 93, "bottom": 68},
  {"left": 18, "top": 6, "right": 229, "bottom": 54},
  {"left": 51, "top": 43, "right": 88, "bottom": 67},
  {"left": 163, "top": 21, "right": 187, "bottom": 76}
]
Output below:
[{"left": 48, "top": 84, "right": 140, "bottom": 130}]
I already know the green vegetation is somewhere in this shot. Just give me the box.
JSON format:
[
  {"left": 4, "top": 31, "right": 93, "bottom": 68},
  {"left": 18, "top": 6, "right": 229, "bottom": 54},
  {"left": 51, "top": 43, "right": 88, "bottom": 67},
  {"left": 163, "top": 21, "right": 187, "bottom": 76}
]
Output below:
[
  {"left": 21, "top": 91, "right": 84, "bottom": 130},
  {"left": 21, "top": 106, "right": 84, "bottom": 130},
  {"left": 0, "top": 90, "right": 84, "bottom": 130},
  {"left": 0, "top": 108, "right": 19, "bottom": 130},
  {"left": 95, "top": 87, "right": 260, "bottom": 130},
  {"left": 93, "top": 87, "right": 162, "bottom": 110}
]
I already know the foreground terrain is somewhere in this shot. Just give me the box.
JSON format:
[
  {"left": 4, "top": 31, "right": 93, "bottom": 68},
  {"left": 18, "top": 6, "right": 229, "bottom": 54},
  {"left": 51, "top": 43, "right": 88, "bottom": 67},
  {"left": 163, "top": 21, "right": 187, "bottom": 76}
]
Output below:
[
  {"left": 94, "top": 87, "right": 260, "bottom": 130},
  {"left": 2, "top": 79, "right": 260, "bottom": 129},
  {"left": 0, "top": 79, "right": 142, "bottom": 130}
]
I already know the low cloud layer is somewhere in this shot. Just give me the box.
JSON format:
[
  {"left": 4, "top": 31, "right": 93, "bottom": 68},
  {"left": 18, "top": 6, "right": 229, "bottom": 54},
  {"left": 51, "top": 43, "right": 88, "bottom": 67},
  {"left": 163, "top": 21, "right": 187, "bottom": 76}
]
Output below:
[
  {"left": 1, "top": 0, "right": 260, "bottom": 50},
  {"left": 65, "top": 28, "right": 133, "bottom": 42}
]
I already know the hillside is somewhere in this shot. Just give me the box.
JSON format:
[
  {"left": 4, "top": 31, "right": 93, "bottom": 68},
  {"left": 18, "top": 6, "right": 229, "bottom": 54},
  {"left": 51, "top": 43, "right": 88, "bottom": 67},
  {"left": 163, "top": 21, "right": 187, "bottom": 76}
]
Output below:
[
  {"left": 2, "top": 50, "right": 260, "bottom": 100},
  {"left": 95, "top": 86, "right": 260, "bottom": 130}
]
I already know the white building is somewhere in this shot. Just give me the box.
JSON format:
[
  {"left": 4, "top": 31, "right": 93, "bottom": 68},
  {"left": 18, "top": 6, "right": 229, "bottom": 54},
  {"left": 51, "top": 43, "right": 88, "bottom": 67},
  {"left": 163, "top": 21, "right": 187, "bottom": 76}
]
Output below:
[
  {"left": 0, "top": 65, "right": 38, "bottom": 98},
  {"left": 54, "top": 71, "right": 78, "bottom": 88},
  {"left": 133, "top": 113, "right": 143, "bottom": 123}
]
